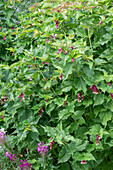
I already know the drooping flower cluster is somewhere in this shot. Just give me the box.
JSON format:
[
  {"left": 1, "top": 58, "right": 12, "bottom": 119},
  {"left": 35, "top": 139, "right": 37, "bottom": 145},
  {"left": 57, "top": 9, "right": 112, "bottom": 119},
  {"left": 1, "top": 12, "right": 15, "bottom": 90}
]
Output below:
[
  {"left": 89, "top": 85, "right": 98, "bottom": 94},
  {"left": 18, "top": 93, "right": 25, "bottom": 102},
  {"left": 5, "top": 151, "right": 17, "bottom": 161},
  {"left": 77, "top": 92, "right": 84, "bottom": 102},
  {"left": 37, "top": 143, "right": 48, "bottom": 156},
  {"left": 96, "top": 135, "right": 101, "bottom": 145},
  {"left": 20, "top": 160, "right": 30, "bottom": 170}
]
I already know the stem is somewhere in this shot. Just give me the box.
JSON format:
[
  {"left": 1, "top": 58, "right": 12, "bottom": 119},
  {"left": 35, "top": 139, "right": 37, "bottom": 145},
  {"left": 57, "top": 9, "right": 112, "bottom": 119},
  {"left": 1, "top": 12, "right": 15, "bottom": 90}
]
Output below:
[{"left": 88, "top": 28, "right": 93, "bottom": 53}]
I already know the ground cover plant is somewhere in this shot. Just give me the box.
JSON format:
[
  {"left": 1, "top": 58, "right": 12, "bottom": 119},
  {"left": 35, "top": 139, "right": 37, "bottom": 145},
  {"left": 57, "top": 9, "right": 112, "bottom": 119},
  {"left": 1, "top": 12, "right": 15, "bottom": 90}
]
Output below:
[{"left": 0, "top": 0, "right": 113, "bottom": 169}]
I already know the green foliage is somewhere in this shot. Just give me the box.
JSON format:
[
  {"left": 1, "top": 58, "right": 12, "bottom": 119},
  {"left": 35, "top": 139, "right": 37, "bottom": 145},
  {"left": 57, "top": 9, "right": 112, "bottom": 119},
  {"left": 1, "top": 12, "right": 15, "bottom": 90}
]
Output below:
[{"left": 1, "top": 0, "right": 113, "bottom": 169}]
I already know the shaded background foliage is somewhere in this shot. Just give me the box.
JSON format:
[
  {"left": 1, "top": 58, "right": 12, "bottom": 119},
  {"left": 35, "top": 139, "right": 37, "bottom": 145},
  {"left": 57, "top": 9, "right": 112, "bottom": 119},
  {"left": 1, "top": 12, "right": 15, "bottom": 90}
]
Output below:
[{"left": 0, "top": 0, "right": 113, "bottom": 169}]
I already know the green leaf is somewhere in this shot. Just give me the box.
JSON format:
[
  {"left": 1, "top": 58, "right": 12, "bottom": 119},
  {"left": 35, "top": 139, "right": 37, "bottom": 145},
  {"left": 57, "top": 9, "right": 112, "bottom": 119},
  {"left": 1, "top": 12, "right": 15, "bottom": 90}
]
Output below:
[
  {"left": 64, "top": 63, "right": 73, "bottom": 80},
  {"left": 94, "top": 94, "right": 104, "bottom": 106}
]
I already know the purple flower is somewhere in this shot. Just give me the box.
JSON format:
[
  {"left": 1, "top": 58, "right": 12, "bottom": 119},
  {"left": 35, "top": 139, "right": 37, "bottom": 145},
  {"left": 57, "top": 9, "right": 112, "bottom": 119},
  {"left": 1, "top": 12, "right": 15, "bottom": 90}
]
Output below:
[
  {"left": 89, "top": 85, "right": 98, "bottom": 94},
  {"left": 60, "top": 74, "right": 63, "bottom": 80},
  {"left": 63, "top": 101, "right": 67, "bottom": 107},
  {"left": 37, "top": 143, "right": 48, "bottom": 156},
  {"left": 33, "top": 57, "right": 36, "bottom": 61},
  {"left": 46, "top": 99, "right": 48, "bottom": 102},
  {"left": 54, "top": 20, "right": 58, "bottom": 29},
  {"left": 99, "top": 21, "right": 102, "bottom": 26},
  {"left": 65, "top": 50, "right": 68, "bottom": 55},
  {"left": 18, "top": 93, "right": 25, "bottom": 102},
  {"left": 96, "top": 135, "right": 101, "bottom": 145},
  {"left": 4, "top": 95, "right": 7, "bottom": 101},
  {"left": 110, "top": 93, "right": 113, "bottom": 99},
  {"left": 0, "top": 116, "right": 4, "bottom": 119},
  {"left": 0, "top": 131, "right": 5, "bottom": 143},
  {"left": 70, "top": 46, "right": 74, "bottom": 49},
  {"left": 18, "top": 20, "right": 21, "bottom": 24},
  {"left": 3, "top": 36, "right": 6, "bottom": 40},
  {"left": 81, "top": 160, "right": 87, "bottom": 164},
  {"left": 9, "top": 153, "right": 17, "bottom": 161},
  {"left": 29, "top": 77, "right": 32, "bottom": 81},
  {"left": 50, "top": 138, "right": 55, "bottom": 149},
  {"left": 11, "top": 26, "right": 15, "bottom": 29},
  {"left": 18, "top": 66, "right": 20, "bottom": 69},
  {"left": 12, "top": 52, "right": 14, "bottom": 55},
  {"left": 57, "top": 48, "right": 63, "bottom": 54},
  {"left": 5, "top": 151, "right": 10, "bottom": 157},
  {"left": 72, "top": 57, "right": 74, "bottom": 63},
  {"left": 20, "top": 160, "right": 30, "bottom": 170},
  {"left": 1, "top": 98, "right": 4, "bottom": 105}
]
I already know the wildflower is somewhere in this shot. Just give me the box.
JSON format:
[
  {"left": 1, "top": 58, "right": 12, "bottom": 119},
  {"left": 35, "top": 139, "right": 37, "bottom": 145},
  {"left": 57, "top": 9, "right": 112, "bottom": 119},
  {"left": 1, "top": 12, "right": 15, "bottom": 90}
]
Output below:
[
  {"left": 60, "top": 74, "right": 63, "bottom": 80},
  {"left": 65, "top": 50, "right": 68, "bottom": 55},
  {"left": 18, "top": 20, "right": 21, "bottom": 24},
  {"left": 70, "top": 46, "right": 74, "bottom": 49},
  {"left": 106, "top": 82, "right": 111, "bottom": 87},
  {"left": 12, "top": 52, "right": 14, "bottom": 55},
  {"left": 50, "top": 138, "right": 55, "bottom": 149},
  {"left": 18, "top": 66, "right": 20, "bottom": 69},
  {"left": 18, "top": 93, "right": 25, "bottom": 102},
  {"left": 72, "top": 57, "right": 74, "bottom": 63},
  {"left": 37, "top": 143, "right": 48, "bottom": 156},
  {"left": 0, "top": 116, "right": 4, "bottom": 119},
  {"left": 78, "top": 92, "right": 81, "bottom": 102},
  {"left": 57, "top": 10, "right": 60, "bottom": 12},
  {"left": 0, "top": 131, "right": 5, "bottom": 143},
  {"left": 28, "top": 65, "right": 30, "bottom": 68},
  {"left": 54, "top": 20, "right": 58, "bottom": 29},
  {"left": 57, "top": 48, "right": 63, "bottom": 54},
  {"left": 110, "top": 93, "right": 113, "bottom": 99},
  {"left": 5, "top": 151, "right": 10, "bottom": 157},
  {"left": 46, "top": 38, "right": 49, "bottom": 43},
  {"left": 96, "top": 135, "right": 101, "bottom": 145},
  {"left": 9, "top": 153, "right": 17, "bottom": 161},
  {"left": 29, "top": 77, "right": 32, "bottom": 81},
  {"left": 81, "top": 160, "right": 87, "bottom": 164},
  {"left": 54, "top": 34, "right": 57, "bottom": 39},
  {"left": 1, "top": 99, "right": 4, "bottom": 105},
  {"left": 63, "top": 101, "right": 67, "bottom": 107},
  {"left": 4, "top": 95, "right": 7, "bottom": 101},
  {"left": 89, "top": 85, "right": 98, "bottom": 94},
  {"left": 43, "top": 62, "right": 45, "bottom": 65},
  {"left": 99, "top": 21, "right": 102, "bottom": 26},
  {"left": 33, "top": 57, "right": 36, "bottom": 61},
  {"left": 82, "top": 96, "right": 84, "bottom": 101},
  {"left": 20, "top": 160, "right": 30, "bottom": 170},
  {"left": 11, "top": 26, "right": 14, "bottom": 29},
  {"left": 46, "top": 99, "right": 48, "bottom": 102},
  {"left": 39, "top": 106, "right": 43, "bottom": 116},
  {"left": 46, "top": 62, "right": 49, "bottom": 65},
  {"left": 3, "top": 36, "right": 6, "bottom": 40}
]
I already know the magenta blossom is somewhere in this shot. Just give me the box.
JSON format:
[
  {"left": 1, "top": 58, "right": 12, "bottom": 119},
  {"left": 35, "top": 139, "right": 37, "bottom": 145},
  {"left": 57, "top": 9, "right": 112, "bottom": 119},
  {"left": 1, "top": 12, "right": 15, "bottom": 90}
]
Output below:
[
  {"left": 18, "top": 66, "right": 20, "bottom": 69},
  {"left": 3, "top": 36, "right": 6, "bottom": 40},
  {"left": 89, "top": 85, "right": 98, "bottom": 94},
  {"left": 4, "top": 95, "right": 7, "bottom": 101},
  {"left": 18, "top": 20, "right": 21, "bottom": 24},
  {"left": 1, "top": 98, "right": 4, "bottom": 105},
  {"left": 57, "top": 48, "right": 63, "bottom": 54},
  {"left": 20, "top": 160, "right": 30, "bottom": 170},
  {"left": 46, "top": 38, "right": 49, "bottom": 43},
  {"left": 65, "top": 50, "right": 68, "bottom": 55},
  {"left": 70, "top": 46, "right": 74, "bottom": 49},
  {"left": 72, "top": 57, "right": 74, "bottom": 63},
  {"left": 110, "top": 93, "right": 113, "bottom": 99},
  {"left": 78, "top": 92, "right": 81, "bottom": 102},
  {"left": 63, "top": 101, "right": 67, "bottom": 107},
  {"left": 46, "top": 99, "right": 48, "bottom": 102},
  {"left": 39, "top": 106, "right": 43, "bottom": 116},
  {"left": 11, "top": 26, "right": 15, "bottom": 29},
  {"left": 81, "top": 160, "right": 87, "bottom": 164},
  {"left": 82, "top": 96, "right": 84, "bottom": 101},
  {"left": 12, "top": 52, "right": 14, "bottom": 55},
  {"left": 5, "top": 151, "right": 10, "bottom": 157},
  {"left": 106, "top": 82, "right": 111, "bottom": 87},
  {"left": 54, "top": 20, "right": 58, "bottom": 29},
  {"left": 0, "top": 116, "right": 5, "bottom": 119},
  {"left": 99, "top": 21, "right": 102, "bottom": 26},
  {"left": 18, "top": 93, "right": 25, "bottom": 102},
  {"left": 29, "top": 77, "right": 32, "bottom": 81},
  {"left": 0, "top": 131, "right": 5, "bottom": 143},
  {"left": 60, "top": 74, "right": 63, "bottom": 80},
  {"left": 96, "top": 135, "right": 101, "bottom": 145},
  {"left": 37, "top": 143, "right": 48, "bottom": 156},
  {"left": 5, "top": 151, "right": 17, "bottom": 161},
  {"left": 50, "top": 138, "right": 55, "bottom": 149}
]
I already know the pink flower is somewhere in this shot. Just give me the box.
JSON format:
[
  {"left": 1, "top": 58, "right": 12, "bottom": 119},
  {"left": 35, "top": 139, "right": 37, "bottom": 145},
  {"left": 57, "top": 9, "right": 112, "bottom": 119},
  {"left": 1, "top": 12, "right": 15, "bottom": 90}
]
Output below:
[
  {"left": 82, "top": 96, "right": 84, "bottom": 101},
  {"left": 33, "top": 57, "right": 36, "bottom": 61},
  {"left": 99, "top": 21, "right": 102, "bottom": 26},
  {"left": 29, "top": 77, "right": 32, "bottom": 81},
  {"left": 63, "top": 101, "right": 67, "bottom": 107},
  {"left": 4, "top": 95, "right": 7, "bottom": 101},
  {"left": 81, "top": 160, "right": 87, "bottom": 164},
  {"left": 18, "top": 93, "right": 25, "bottom": 102},
  {"left": 60, "top": 74, "right": 63, "bottom": 80},
  {"left": 89, "top": 85, "right": 98, "bottom": 94},
  {"left": 1, "top": 99, "right": 4, "bottom": 105},
  {"left": 86, "top": 28, "right": 88, "bottom": 30},
  {"left": 18, "top": 20, "right": 21, "bottom": 24},
  {"left": 28, "top": 65, "right": 30, "bottom": 68},
  {"left": 43, "top": 62, "right": 45, "bottom": 65},
  {"left": 12, "top": 52, "right": 14, "bottom": 55},
  {"left": 78, "top": 92, "right": 81, "bottom": 102},
  {"left": 20, "top": 160, "right": 30, "bottom": 170},
  {"left": 46, "top": 62, "right": 49, "bottom": 65},
  {"left": 18, "top": 66, "right": 20, "bottom": 69},
  {"left": 96, "top": 135, "right": 101, "bottom": 145},
  {"left": 5, "top": 151, "right": 10, "bottom": 157},
  {"left": 57, "top": 48, "right": 63, "bottom": 54},
  {"left": 3, "top": 36, "right": 6, "bottom": 40},
  {"left": 46, "top": 99, "right": 48, "bottom": 102},
  {"left": 50, "top": 138, "right": 55, "bottom": 149},
  {"left": 58, "top": 57, "right": 61, "bottom": 60},
  {"left": 11, "top": 26, "right": 14, "bottom": 29},
  {"left": 70, "top": 46, "right": 74, "bottom": 49},
  {"left": 72, "top": 57, "right": 74, "bottom": 63},
  {"left": 57, "top": 10, "right": 60, "bottom": 12},
  {"left": 54, "top": 20, "right": 58, "bottom": 29},
  {"left": 110, "top": 93, "right": 113, "bottom": 99},
  {"left": 65, "top": 50, "right": 67, "bottom": 55},
  {"left": 106, "top": 82, "right": 111, "bottom": 87},
  {"left": 39, "top": 106, "right": 43, "bottom": 116},
  {"left": 46, "top": 38, "right": 49, "bottom": 43}
]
